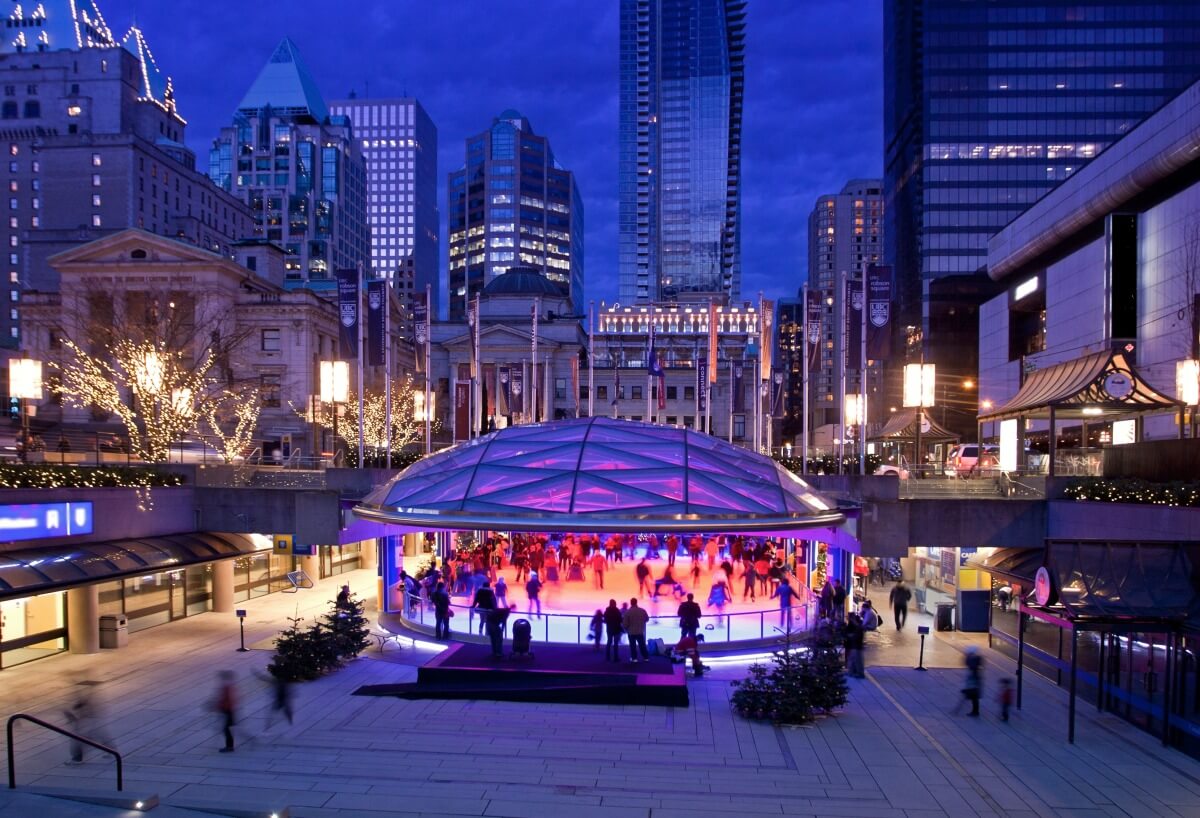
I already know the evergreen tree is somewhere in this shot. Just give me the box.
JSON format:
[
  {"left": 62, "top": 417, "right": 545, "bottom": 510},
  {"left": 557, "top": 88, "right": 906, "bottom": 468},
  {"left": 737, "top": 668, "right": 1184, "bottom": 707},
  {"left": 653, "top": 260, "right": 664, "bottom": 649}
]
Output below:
[
  {"left": 268, "top": 615, "right": 323, "bottom": 682},
  {"left": 324, "top": 593, "right": 371, "bottom": 660},
  {"left": 805, "top": 625, "right": 849, "bottom": 713}
]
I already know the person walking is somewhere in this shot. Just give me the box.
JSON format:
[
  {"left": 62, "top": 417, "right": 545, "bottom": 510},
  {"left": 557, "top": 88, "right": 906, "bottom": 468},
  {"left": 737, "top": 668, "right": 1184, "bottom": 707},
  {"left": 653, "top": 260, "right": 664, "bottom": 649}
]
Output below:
[
  {"left": 741, "top": 560, "right": 757, "bottom": 601},
  {"left": 212, "top": 671, "right": 237, "bottom": 753},
  {"left": 772, "top": 577, "right": 798, "bottom": 631},
  {"left": 653, "top": 564, "right": 680, "bottom": 597},
  {"left": 999, "top": 677, "right": 1014, "bottom": 722},
  {"left": 591, "top": 551, "right": 607, "bottom": 589},
  {"left": 960, "top": 646, "right": 984, "bottom": 716},
  {"left": 705, "top": 537, "right": 720, "bottom": 570},
  {"left": 623, "top": 598, "right": 650, "bottom": 663},
  {"left": 431, "top": 580, "right": 452, "bottom": 640},
  {"left": 589, "top": 609, "right": 604, "bottom": 651},
  {"left": 818, "top": 580, "right": 834, "bottom": 621},
  {"left": 525, "top": 571, "right": 543, "bottom": 616},
  {"left": 494, "top": 575, "right": 508, "bottom": 608},
  {"left": 677, "top": 593, "right": 702, "bottom": 640},
  {"left": 253, "top": 669, "right": 295, "bottom": 729},
  {"left": 844, "top": 613, "right": 866, "bottom": 679},
  {"left": 635, "top": 559, "right": 652, "bottom": 598},
  {"left": 63, "top": 684, "right": 106, "bottom": 763},
  {"left": 889, "top": 580, "right": 912, "bottom": 631},
  {"left": 755, "top": 554, "right": 771, "bottom": 597},
  {"left": 706, "top": 577, "right": 730, "bottom": 628},
  {"left": 603, "top": 599, "right": 624, "bottom": 662}
]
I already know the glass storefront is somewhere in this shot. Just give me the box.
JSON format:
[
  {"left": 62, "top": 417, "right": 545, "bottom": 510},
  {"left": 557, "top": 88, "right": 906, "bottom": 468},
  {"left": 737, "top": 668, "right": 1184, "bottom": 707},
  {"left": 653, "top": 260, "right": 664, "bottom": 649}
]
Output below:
[
  {"left": 0, "top": 590, "right": 66, "bottom": 667},
  {"left": 320, "top": 543, "right": 362, "bottom": 579}
]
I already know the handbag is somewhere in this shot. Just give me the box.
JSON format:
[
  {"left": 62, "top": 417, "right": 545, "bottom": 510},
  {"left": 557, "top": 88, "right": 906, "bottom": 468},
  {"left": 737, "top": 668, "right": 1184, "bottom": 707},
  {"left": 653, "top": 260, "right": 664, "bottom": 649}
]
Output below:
[{"left": 447, "top": 609, "right": 455, "bottom": 618}]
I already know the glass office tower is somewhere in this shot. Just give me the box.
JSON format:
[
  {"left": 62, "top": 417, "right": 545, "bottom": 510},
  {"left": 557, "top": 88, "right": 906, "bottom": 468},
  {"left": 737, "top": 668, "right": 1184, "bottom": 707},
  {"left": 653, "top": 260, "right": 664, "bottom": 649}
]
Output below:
[
  {"left": 884, "top": 1, "right": 1200, "bottom": 432},
  {"left": 618, "top": 0, "right": 746, "bottom": 305}
]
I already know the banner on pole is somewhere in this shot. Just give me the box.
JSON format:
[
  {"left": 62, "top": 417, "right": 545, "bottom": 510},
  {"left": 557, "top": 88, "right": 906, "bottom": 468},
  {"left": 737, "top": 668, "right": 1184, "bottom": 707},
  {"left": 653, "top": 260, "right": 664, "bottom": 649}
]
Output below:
[
  {"left": 366, "top": 280, "right": 387, "bottom": 367},
  {"left": 454, "top": 382, "right": 470, "bottom": 442},
  {"left": 413, "top": 292, "right": 428, "bottom": 371},
  {"left": 759, "top": 299, "right": 775, "bottom": 382},
  {"left": 336, "top": 268, "right": 359, "bottom": 359},
  {"left": 498, "top": 366, "right": 511, "bottom": 415},
  {"left": 845, "top": 280, "right": 863, "bottom": 371},
  {"left": 733, "top": 363, "right": 744, "bottom": 413},
  {"left": 510, "top": 367, "right": 524, "bottom": 415},
  {"left": 866, "top": 264, "right": 893, "bottom": 360},
  {"left": 707, "top": 302, "right": 719, "bottom": 384},
  {"left": 806, "top": 288, "right": 823, "bottom": 370},
  {"left": 698, "top": 355, "right": 708, "bottom": 413},
  {"left": 772, "top": 370, "right": 786, "bottom": 417}
]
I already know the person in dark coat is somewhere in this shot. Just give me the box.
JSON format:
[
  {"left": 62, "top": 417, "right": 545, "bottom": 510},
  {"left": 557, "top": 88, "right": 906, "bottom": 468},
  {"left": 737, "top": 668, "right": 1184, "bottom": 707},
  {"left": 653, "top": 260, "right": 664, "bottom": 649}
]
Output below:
[
  {"left": 431, "top": 581, "right": 452, "bottom": 640},
  {"left": 677, "top": 593, "right": 702, "bottom": 640},
  {"left": 603, "top": 599, "right": 624, "bottom": 662},
  {"left": 844, "top": 613, "right": 866, "bottom": 678},
  {"left": 472, "top": 581, "right": 496, "bottom": 636},
  {"left": 831, "top": 579, "right": 848, "bottom": 623},
  {"left": 889, "top": 580, "right": 912, "bottom": 631}
]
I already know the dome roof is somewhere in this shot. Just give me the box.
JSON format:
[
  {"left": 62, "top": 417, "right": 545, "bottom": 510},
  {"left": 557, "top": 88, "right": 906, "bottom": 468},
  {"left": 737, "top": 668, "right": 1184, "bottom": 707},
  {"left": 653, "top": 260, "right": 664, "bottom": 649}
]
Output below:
[
  {"left": 355, "top": 417, "right": 842, "bottom": 533},
  {"left": 482, "top": 268, "right": 563, "bottom": 298}
]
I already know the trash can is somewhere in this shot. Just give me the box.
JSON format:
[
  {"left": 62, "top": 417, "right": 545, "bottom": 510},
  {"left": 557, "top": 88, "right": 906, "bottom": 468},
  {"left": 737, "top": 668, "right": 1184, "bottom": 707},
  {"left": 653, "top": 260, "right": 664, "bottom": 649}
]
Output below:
[
  {"left": 99, "top": 614, "right": 128, "bottom": 648},
  {"left": 935, "top": 603, "right": 955, "bottom": 632}
]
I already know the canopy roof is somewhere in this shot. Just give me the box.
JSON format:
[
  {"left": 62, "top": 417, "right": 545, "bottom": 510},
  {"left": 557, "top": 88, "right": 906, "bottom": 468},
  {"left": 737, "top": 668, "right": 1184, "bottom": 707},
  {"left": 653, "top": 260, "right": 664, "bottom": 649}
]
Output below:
[
  {"left": 980, "top": 351, "right": 1181, "bottom": 422},
  {"left": 870, "top": 409, "right": 959, "bottom": 443},
  {"left": 0, "top": 532, "right": 269, "bottom": 603},
  {"left": 967, "top": 547, "right": 1041, "bottom": 585},
  {"left": 1045, "top": 540, "right": 1199, "bottom": 625},
  {"left": 356, "top": 417, "right": 843, "bottom": 533}
]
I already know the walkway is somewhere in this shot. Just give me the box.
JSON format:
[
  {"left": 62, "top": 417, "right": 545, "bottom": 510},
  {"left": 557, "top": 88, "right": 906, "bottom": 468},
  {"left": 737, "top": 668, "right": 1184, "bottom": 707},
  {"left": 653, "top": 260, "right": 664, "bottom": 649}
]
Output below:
[{"left": 1, "top": 568, "right": 1198, "bottom": 817}]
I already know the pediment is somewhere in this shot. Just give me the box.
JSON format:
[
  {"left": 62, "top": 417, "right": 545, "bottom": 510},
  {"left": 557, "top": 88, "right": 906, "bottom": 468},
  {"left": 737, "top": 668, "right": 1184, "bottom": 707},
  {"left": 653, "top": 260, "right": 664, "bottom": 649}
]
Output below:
[{"left": 49, "top": 229, "right": 227, "bottom": 269}]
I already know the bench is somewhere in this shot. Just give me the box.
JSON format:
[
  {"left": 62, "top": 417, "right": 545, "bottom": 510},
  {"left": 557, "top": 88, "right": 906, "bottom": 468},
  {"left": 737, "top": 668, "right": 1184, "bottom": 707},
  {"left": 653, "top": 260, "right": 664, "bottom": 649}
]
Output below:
[{"left": 370, "top": 629, "right": 404, "bottom": 652}]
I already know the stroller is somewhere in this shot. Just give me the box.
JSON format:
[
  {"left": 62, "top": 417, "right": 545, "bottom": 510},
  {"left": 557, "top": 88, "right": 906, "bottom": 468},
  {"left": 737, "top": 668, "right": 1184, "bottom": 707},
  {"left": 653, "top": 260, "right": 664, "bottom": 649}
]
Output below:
[{"left": 511, "top": 618, "right": 534, "bottom": 659}]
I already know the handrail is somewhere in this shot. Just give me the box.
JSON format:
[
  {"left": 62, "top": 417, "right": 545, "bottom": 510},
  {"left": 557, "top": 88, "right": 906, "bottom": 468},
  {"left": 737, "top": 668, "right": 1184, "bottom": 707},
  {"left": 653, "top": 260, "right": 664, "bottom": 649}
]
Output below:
[
  {"left": 284, "top": 447, "right": 303, "bottom": 469},
  {"left": 7, "top": 713, "right": 122, "bottom": 791}
]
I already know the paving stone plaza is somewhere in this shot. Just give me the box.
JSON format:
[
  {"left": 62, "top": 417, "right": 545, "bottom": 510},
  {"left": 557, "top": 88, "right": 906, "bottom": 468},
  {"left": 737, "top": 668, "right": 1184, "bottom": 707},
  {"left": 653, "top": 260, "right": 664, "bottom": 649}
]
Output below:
[{"left": 1, "top": 568, "right": 1197, "bottom": 818}]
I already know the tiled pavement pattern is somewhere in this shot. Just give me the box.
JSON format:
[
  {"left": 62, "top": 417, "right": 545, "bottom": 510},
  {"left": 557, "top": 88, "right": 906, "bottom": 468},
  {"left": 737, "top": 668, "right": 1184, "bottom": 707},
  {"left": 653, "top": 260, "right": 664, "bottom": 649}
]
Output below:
[{"left": 1, "top": 568, "right": 1198, "bottom": 817}]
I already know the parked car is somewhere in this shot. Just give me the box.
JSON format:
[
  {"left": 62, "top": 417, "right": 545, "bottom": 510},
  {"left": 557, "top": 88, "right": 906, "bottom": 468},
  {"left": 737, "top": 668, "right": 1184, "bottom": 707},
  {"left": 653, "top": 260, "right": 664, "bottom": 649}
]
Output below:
[
  {"left": 946, "top": 444, "right": 998, "bottom": 476},
  {"left": 874, "top": 457, "right": 910, "bottom": 479}
]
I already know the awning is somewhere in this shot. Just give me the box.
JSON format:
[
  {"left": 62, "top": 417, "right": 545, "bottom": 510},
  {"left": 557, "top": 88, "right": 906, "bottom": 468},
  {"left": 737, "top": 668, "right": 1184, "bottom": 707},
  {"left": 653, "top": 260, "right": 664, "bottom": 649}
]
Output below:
[
  {"left": 1045, "top": 540, "right": 1199, "bottom": 624},
  {"left": 968, "top": 547, "right": 1043, "bottom": 585},
  {"left": 870, "top": 409, "right": 959, "bottom": 443},
  {"left": 0, "top": 532, "right": 271, "bottom": 602},
  {"left": 980, "top": 351, "right": 1182, "bottom": 422}
]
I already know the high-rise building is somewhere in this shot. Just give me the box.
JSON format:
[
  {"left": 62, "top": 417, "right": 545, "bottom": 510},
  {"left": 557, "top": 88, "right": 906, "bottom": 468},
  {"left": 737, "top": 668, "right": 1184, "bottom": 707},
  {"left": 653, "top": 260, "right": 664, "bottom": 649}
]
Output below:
[
  {"left": 328, "top": 96, "right": 438, "bottom": 319},
  {"left": 209, "top": 39, "right": 368, "bottom": 291},
  {"left": 806, "top": 180, "right": 883, "bottom": 431},
  {"left": 884, "top": 0, "right": 1200, "bottom": 428},
  {"left": 447, "top": 110, "right": 583, "bottom": 321},
  {"left": 618, "top": 0, "right": 746, "bottom": 305},
  {"left": 0, "top": 2, "right": 252, "bottom": 349}
]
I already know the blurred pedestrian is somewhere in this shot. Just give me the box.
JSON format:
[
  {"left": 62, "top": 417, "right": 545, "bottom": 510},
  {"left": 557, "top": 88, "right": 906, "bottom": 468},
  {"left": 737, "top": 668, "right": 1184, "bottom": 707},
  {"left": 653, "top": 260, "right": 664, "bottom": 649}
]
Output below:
[
  {"left": 604, "top": 599, "right": 623, "bottom": 662},
  {"left": 889, "top": 580, "right": 911, "bottom": 631},
  {"left": 959, "top": 646, "right": 984, "bottom": 717},
  {"left": 254, "top": 669, "right": 294, "bottom": 728},
  {"left": 772, "top": 577, "right": 798, "bottom": 631},
  {"left": 212, "top": 671, "right": 237, "bottom": 752},
  {"left": 844, "top": 613, "right": 865, "bottom": 679},
  {"left": 525, "top": 571, "right": 543, "bottom": 616},
  {"left": 63, "top": 683, "right": 107, "bottom": 763},
  {"left": 635, "top": 559, "right": 652, "bottom": 598},
  {"left": 431, "top": 581, "right": 451, "bottom": 640},
  {"left": 589, "top": 609, "right": 603, "bottom": 651},
  {"left": 999, "top": 677, "right": 1014, "bottom": 722}
]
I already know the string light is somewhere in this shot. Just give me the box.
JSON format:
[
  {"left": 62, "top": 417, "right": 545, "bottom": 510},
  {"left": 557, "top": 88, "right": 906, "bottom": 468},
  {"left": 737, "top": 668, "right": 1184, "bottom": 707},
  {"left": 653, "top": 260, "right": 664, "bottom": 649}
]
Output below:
[{"left": 202, "top": 389, "right": 261, "bottom": 464}]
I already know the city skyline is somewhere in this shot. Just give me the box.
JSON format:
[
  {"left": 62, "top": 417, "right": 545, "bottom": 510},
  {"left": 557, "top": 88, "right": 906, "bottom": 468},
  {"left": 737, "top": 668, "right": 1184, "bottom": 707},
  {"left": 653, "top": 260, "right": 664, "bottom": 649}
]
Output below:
[{"left": 113, "top": 0, "right": 883, "bottom": 307}]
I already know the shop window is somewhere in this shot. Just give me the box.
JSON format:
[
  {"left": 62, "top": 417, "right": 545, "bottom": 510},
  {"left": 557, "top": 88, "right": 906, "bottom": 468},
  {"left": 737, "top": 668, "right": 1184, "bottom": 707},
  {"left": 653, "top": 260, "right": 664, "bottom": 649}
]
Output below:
[{"left": 0, "top": 591, "right": 66, "bottom": 668}]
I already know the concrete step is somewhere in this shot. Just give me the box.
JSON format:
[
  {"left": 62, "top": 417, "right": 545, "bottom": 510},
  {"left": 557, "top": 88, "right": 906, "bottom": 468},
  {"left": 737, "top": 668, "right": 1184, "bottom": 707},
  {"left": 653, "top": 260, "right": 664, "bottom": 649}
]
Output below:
[
  {"left": 0, "top": 788, "right": 208, "bottom": 817},
  {"left": 19, "top": 785, "right": 158, "bottom": 812}
]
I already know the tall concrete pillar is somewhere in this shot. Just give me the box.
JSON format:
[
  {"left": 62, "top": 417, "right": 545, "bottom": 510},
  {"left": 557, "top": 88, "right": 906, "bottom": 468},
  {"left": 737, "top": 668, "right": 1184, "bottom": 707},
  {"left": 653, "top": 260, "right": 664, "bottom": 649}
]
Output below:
[
  {"left": 212, "top": 559, "right": 236, "bottom": 613},
  {"left": 360, "top": 537, "right": 378, "bottom": 570},
  {"left": 302, "top": 554, "right": 320, "bottom": 584},
  {"left": 67, "top": 585, "right": 100, "bottom": 654}
]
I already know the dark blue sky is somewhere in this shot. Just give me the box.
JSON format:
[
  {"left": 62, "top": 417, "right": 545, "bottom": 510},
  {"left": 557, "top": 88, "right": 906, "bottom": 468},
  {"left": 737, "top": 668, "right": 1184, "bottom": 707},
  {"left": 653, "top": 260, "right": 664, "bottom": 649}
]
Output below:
[{"left": 120, "top": 0, "right": 882, "bottom": 305}]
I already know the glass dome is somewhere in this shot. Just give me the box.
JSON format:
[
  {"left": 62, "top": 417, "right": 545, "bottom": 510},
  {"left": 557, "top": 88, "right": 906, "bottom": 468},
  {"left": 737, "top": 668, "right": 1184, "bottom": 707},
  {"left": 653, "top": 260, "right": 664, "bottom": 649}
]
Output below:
[{"left": 355, "top": 417, "right": 842, "bottom": 533}]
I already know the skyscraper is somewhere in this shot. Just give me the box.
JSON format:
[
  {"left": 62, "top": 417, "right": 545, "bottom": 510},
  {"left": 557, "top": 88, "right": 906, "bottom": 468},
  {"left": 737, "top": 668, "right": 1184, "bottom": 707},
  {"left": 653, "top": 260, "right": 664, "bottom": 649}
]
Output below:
[
  {"left": 885, "top": 1, "right": 1200, "bottom": 416},
  {"left": 618, "top": 0, "right": 746, "bottom": 305},
  {"left": 209, "top": 39, "right": 368, "bottom": 291},
  {"left": 328, "top": 96, "right": 439, "bottom": 318},
  {"left": 806, "top": 179, "right": 882, "bottom": 431},
  {"left": 447, "top": 110, "right": 583, "bottom": 321},
  {"left": 0, "top": 2, "right": 251, "bottom": 349}
]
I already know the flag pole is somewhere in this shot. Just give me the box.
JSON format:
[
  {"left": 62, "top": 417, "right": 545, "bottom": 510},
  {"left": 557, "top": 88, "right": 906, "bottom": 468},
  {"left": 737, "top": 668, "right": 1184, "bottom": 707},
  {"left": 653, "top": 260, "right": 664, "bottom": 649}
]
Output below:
[
  {"left": 645, "top": 314, "right": 653, "bottom": 423},
  {"left": 588, "top": 301, "right": 595, "bottom": 418},
  {"left": 860, "top": 273, "right": 869, "bottom": 476},
  {"left": 384, "top": 284, "right": 392, "bottom": 466},
  {"left": 424, "top": 284, "right": 431, "bottom": 454},
  {"left": 838, "top": 271, "right": 847, "bottom": 475},
  {"left": 801, "top": 283, "right": 810, "bottom": 475},
  {"left": 531, "top": 297, "right": 540, "bottom": 423},
  {"left": 356, "top": 261, "right": 365, "bottom": 469}
]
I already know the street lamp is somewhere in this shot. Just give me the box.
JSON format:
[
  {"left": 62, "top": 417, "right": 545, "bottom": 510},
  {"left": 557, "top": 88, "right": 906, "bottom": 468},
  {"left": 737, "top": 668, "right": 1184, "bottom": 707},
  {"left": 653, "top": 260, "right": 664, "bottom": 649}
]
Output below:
[
  {"left": 320, "top": 360, "right": 349, "bottom": 460},
  {"left": 1177, "top": 359, "right": 1199, "bottom": 436},
  {"left": 9, "top": 358, "right": 41, "bottom": 461},
  {"left": 903, "top": 362, "right": 936, "bottom": 477}
]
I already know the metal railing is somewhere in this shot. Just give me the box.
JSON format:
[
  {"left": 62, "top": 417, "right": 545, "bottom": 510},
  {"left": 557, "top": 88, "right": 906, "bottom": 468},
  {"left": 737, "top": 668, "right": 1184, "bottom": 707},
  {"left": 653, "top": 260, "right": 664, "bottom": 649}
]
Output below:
[
  {"left": 897, "top": 470, "right": 1046, "bottom": 500},
  {"left": 7, "top": 713, "right": 122, "bottom": 791},
  {"left": 399, "top": 590, "right": 814, "bottom": 645}
]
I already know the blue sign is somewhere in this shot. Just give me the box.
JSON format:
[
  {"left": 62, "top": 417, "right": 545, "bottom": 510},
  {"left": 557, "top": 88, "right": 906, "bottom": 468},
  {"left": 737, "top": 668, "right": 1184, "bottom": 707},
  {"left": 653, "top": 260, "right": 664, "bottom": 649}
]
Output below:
[
  {"left": 292, "top": 542, "right": 314, "bottom": 556},
  {"left": 959, "top": 547, "right": 978, "bottom": 567},
  {"left": 0, "top": 501, "right": 93, "bottom": 542}
]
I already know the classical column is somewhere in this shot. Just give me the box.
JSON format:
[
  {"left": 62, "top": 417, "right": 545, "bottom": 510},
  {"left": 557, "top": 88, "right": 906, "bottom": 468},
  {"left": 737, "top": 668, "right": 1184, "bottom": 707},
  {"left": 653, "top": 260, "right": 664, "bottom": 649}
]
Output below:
[
  {"left": 212, "top": 559, "right": 235, "bottom": 613},
  {"left": 67, "top": 585, "right": 100, "bottom": 654}
]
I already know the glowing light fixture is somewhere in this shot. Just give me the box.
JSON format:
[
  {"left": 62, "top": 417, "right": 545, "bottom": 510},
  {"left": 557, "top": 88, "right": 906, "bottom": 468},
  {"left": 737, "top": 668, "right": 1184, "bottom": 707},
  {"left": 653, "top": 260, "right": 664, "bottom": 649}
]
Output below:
[
  {"left": 319, "top": 360, "right": 349, "bottom": 404},
  {"left": 8, "top": 358, "right": 41, "bottom": 400},
  {"left": 1176, "top": 359, "right": 1199, "bottom": 406},
  {"left": 902, "top": 363, "right": 935, "bottom": 408}
]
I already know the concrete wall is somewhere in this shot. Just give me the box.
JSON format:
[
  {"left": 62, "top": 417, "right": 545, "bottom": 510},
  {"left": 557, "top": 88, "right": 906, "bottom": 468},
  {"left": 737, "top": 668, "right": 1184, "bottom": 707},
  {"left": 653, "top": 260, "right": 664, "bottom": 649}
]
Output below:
[
  {"left": 194, "top": 487, "right": 341, "bottom": 544},
  {"left": 855, "top": 498, "right": 1047, "bottom": 556},
  {"left": 1048, "top": 500, "right": 1200, "bottom": 542},
  {"left": 0, "top": 487, "right": 196, "bottom": 554}
]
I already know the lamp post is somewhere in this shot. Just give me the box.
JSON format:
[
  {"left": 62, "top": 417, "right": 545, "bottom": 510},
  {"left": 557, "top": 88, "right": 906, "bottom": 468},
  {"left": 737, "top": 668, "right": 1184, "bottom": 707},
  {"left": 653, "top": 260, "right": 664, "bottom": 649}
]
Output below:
[
  {"left": 903, "top": 362, "right": 936, "bottom": 477},
  {"left": 320, "top": 360, "right": 349, "bottom": 462},
  {"left": 844, "top": 392, "right": 863, "bottom": 471},
  {"left": 9, "top": 358, "right": 41, "bottom": 461}
]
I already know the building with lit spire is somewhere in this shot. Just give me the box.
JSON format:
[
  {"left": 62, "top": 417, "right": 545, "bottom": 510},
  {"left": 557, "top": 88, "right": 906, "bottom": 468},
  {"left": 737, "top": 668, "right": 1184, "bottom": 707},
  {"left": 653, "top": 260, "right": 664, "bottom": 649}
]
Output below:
[
  {"left": 209, "top": 39, "right": 369, "bottom": 292},
  {"left": 0, "top": 0, "right": 252, "bottom": 349}
]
